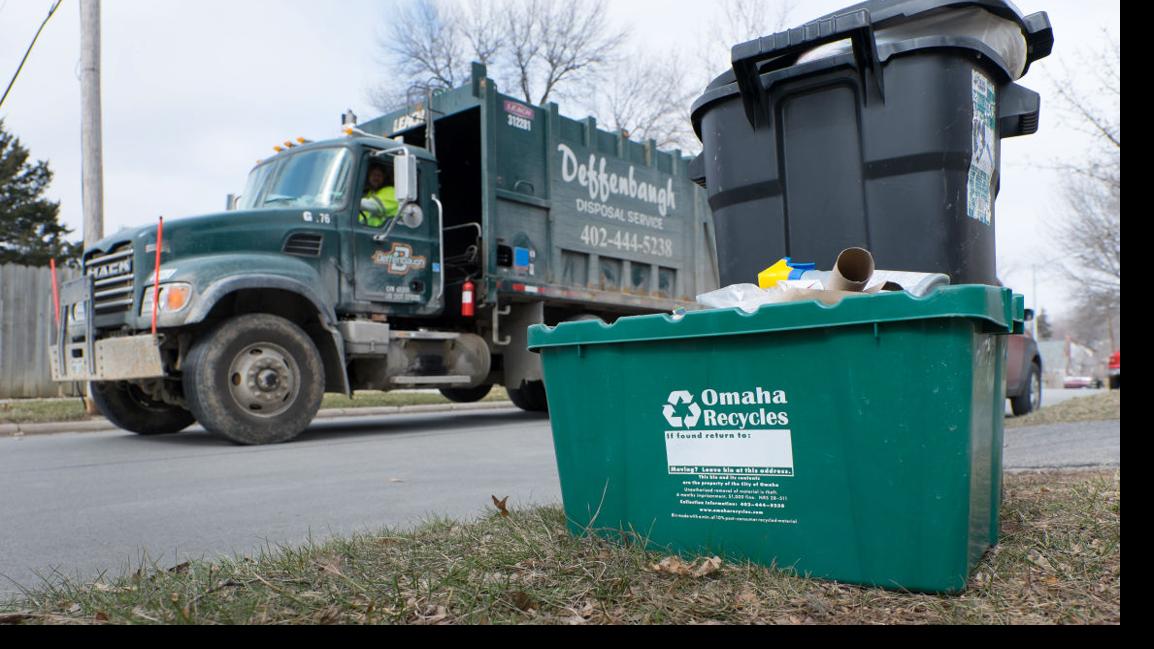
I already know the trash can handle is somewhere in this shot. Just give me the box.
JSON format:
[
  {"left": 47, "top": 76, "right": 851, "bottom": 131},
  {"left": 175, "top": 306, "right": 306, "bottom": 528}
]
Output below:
[{"left": 732, "top": 9, "right": 883, "bottom": 128}]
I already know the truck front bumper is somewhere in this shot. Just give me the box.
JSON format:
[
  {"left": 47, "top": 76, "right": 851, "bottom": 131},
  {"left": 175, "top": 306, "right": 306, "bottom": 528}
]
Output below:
[{"left": 50, "top": 334, "right": 166, "bottom": 383}]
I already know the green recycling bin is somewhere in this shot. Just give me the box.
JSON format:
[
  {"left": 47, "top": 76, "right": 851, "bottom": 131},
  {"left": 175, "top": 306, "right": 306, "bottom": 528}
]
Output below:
[{"left": 528, "top": 286, "right": 1023, "bottom": 593}]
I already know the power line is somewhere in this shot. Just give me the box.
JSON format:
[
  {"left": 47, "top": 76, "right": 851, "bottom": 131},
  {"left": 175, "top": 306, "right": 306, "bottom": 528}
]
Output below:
[{"left": 0, "top": 0, "right": 64, "bottom": 111}]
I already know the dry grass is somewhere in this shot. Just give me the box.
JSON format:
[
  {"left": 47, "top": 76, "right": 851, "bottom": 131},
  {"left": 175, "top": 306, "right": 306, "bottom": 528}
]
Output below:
[
  {"left": 1, "top": 470, "right": 1119, "bottom": 625},
  {"left": 1006, "top": 392, "right": 1120, "bottom": 429}
]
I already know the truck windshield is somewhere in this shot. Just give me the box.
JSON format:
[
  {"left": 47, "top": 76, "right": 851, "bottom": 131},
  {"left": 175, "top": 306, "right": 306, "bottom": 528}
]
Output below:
[{"left": 238, "top": 148, "right": 353, "bottom": 210}]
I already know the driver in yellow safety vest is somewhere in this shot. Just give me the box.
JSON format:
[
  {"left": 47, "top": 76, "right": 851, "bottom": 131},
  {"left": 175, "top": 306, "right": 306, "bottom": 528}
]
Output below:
[{"left": 360, "top": 164, "right": 399, "bottom": 227}]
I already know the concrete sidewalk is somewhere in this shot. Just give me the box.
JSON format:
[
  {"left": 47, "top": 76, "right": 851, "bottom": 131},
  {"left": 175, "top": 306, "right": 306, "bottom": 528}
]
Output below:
[{"left": 0, "top": 400, "right": 516, "bottom": 437}]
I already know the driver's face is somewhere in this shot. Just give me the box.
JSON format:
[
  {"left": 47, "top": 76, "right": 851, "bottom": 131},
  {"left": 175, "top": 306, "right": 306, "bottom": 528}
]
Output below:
[{"left": 368, "top": 168, "right": 386, "bottom": 190}]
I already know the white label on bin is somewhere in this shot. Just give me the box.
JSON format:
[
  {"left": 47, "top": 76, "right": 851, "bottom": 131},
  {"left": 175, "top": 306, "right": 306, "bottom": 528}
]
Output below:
[
  {"left": 665, "top": 430, "right": 794, "bottom": 477},
  {"left": 968, "top": 69, "right": 997, "bottom": 226}
]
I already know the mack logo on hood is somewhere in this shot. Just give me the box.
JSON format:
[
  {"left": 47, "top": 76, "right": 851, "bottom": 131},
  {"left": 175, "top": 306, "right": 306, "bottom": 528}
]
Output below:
[{"left": 88, "top": 259, "right": 132, "bottom": 279}]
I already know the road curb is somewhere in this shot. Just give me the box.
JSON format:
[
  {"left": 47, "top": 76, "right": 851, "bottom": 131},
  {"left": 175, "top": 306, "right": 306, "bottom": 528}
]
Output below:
[{"left": 2, "top": 401, "right": 518, "bottom": 438}]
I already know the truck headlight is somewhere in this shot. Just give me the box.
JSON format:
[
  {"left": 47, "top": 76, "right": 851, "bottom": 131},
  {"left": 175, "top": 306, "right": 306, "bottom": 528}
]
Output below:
[
  {"left": 141, "top": 283, "right": 193, "bottom": 315},
  {"left": 70, "top": 301, "right": 87, "bottom": 323}
]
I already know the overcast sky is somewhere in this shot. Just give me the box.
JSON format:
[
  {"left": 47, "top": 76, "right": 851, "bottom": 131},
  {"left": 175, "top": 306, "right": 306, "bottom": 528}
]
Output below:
[{"left": 0, "top": 0, "right": 1120, "bottom": 319}]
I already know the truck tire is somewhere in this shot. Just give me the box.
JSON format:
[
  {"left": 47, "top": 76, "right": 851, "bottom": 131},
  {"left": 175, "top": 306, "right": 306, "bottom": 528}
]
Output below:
[
  {"left": 90, "top": 381, "right": 195, "bottom": 436},
  {"left": 184, "top": 314, "right": 325, "bottom": 445},
  {"left": 508, "top": 380, "right": 548, "bottom": 413},
  {"left": 439, "top": 385, "right": 493, "bottom": 403},
  {"left": 1010, "top": 362, "right": 1042, "bottom": 417}
]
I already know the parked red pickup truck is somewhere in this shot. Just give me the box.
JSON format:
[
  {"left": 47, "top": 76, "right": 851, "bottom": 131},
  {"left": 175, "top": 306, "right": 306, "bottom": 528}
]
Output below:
[{"left": 1108, "top": 350, "right": 1121, "bottom": 390}]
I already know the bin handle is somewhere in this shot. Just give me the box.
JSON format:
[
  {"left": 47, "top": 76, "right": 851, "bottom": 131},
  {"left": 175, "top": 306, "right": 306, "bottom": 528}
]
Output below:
[{"left": 732, "top": 9, "right": 883, "bottom": 128}]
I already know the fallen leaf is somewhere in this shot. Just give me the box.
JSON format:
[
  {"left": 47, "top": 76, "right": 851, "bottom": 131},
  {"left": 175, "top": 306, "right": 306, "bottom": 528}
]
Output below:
[
  {"left": 652, "top": 556, "right": 723, "bottom": 578},
  {"left": 492, "top": 495, "right": 510, "bottom": 517},
  {"left": 651, "top": 556, "right": 692, "bottom": 575},
  {"left": 736, "top": 589, "right": 760, "bottom": 609},
  {"left": 93, "top": 611, "right": 109, "bottom": 622},
  {"left": 1026, "top": 549, "right": 1054, "bottom": 571},
  {"left": 508, "top": 590, "right": 536, "bottom": 611},
  {"left": 413, "top": 605, "right": 449, "bottom": 625},
  {"left": 692, "top": 556, "right": 723, "bottom": 578}
]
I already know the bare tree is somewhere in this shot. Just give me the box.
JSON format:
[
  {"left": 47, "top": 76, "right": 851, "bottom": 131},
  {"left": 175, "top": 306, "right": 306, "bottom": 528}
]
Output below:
[
  {"left": 372, "top": 0, "right": 465, "bottom": 105},
  {"left": 520, "top": 0, "right": 628, "bottom": 106},
  {"left": 371, "top": 0, "right": 627, "bottom": 110},
  {"left": 695, "top": 0, "right": 799, "bottom": 88},
  {"left": 1046, "top": 34, "right": 1120, "bottom": 349},
  {"left": 598, "top": 50, "right": 698, "bottom": 152}
]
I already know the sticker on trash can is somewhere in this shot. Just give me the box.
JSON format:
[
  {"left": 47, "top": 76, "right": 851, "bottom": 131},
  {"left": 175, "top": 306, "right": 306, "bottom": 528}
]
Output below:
[
  {"left": 968, "top": 70, "right": 997, "bottom": 226},
  {"left": 665, "top": 431, "right": 794, "bottom": 476},
  {"left": 662, "top": 388, "right": 799, "bottom": 525}
]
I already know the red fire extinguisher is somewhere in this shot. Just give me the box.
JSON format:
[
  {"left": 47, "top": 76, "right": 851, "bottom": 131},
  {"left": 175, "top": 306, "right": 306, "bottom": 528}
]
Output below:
[{"left": 461, "top": 279, "right": 475, "bottom": 318}]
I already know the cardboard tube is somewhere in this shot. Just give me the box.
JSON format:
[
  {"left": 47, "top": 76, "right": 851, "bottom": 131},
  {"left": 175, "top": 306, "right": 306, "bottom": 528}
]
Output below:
[{"left": 826, "top": 248, "right": 875, "bottom": 293}]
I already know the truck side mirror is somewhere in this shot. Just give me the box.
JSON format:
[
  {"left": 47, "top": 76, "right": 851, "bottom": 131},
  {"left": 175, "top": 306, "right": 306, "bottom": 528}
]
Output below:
[
  {"left": 1024, "top": 308, "right": 1035, "bottom": 322},
  {"left": 395, "top": 149, "right": 419, "bottom": 205}
]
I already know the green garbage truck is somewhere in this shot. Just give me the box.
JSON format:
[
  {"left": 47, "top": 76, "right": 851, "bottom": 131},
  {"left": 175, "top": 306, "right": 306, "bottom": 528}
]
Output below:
[{"left": 50, "top": 63, "right": 718, "bottom": 445}]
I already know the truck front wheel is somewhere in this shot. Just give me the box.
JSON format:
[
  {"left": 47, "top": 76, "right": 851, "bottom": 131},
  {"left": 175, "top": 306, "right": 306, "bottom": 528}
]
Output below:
[
  {"left": 184, "top": 314, "right": 325, "bottom": 445},
  {"left": 90, "top": 381, "right": 195, "bottom": 436}
]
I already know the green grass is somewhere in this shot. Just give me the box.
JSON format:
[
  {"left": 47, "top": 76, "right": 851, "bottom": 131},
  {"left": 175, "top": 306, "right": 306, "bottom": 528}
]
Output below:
[
  {"left": 0, "top": 470, "right": 1120, "bottom": 625},
  {"left": 0, "top": 388, "right": 510, "bottom": 426},
  {"left": 1006, "top": 391, "right": 1120, "bottom": 429},
  {"left": 0, "top": 399, "right": 90, "bottom": 425}
]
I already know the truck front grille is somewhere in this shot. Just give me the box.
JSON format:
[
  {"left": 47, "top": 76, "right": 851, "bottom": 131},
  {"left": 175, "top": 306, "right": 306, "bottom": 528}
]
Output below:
[{"left": 86, "top": 245, "right": 135, "bottom": 314}]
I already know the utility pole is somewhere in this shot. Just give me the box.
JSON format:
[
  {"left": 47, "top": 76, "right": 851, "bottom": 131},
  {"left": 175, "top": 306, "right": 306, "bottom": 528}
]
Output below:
[
  {"left": 79, "top": 0, "right": 103, "bottom": 414},
  {"left": 80, "top": 0, "right": 104, "bottom": 248}
]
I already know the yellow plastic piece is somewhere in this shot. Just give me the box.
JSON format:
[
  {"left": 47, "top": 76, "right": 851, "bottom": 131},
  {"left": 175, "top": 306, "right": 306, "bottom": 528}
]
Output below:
[{"left": 758, "top": 258, "right": 795, "bottom": 289}]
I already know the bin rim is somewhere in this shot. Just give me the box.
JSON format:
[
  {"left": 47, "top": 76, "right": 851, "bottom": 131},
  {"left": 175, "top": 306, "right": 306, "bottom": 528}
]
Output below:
[
  {"left": 689, "top": 0, "right": 1053, "bottom": 135},
  {"left": 528, "top": 285, "right": 1022, "bottom": 351}
]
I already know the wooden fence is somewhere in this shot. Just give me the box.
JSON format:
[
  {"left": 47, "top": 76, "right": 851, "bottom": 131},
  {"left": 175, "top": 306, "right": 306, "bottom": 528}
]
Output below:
[{"left": 0, "top": 263, "right": 82, "bottom": 398}]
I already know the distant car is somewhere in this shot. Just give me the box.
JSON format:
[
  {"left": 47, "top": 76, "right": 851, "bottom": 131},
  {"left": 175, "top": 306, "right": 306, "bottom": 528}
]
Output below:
[
  {"left": 1005, "top": 310, "right": 1042, "bottom": 416},
  {"left": 1063, "top": 376, "right": 1096, "bottom": 389}
]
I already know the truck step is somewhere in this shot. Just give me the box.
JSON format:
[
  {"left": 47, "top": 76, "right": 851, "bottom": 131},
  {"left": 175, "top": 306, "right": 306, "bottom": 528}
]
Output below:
[{"left": 390, "top": 375, "right": 473, "bottom": 386}]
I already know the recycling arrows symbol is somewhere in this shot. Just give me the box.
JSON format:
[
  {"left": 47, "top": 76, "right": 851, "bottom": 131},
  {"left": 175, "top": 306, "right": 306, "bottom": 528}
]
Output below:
[{"left": 663, "top": 390, "right": 702, "bottom": 429}]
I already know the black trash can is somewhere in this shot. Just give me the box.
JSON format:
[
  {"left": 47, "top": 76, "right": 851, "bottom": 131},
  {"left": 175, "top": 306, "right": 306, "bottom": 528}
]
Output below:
[{"left": 690, "top": 0, "right": 1054, "bottom": 287}]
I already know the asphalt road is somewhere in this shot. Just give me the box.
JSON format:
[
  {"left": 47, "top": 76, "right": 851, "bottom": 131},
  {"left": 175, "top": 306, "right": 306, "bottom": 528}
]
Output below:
[
  {"left": 0, "top": 408, "right": 557, "bottom": 598},
  {"left": 0, "top": 406, "right": 1120, "bottom": 598}
]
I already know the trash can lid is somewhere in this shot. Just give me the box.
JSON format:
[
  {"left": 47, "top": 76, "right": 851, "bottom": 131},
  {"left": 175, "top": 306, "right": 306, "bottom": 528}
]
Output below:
[
  {"left": 528, "top": 285, "right": 1023, "bottom": 351},
  {"left": 691, "top": 0, "right": 1052, "bottom": 131}
]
